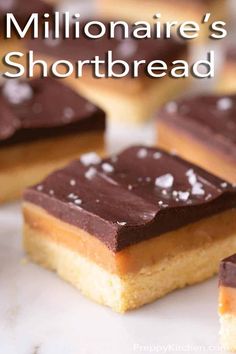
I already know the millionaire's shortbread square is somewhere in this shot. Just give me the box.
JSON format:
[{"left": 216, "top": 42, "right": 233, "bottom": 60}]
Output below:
[
  {"left": 157, "top": 94, "right": 236, "bottom": 183},
  {"left": 0, "top": 78, "right": 105, "bottom": 203},
  {"left": 219, "top": 255, "right": 236, "bottom": 352},
  {"left": 27, "top": 22, "right": 188, "bottom": 123},
  {"left": 23, "top": 146, "right": 236, "bottom": 312}
]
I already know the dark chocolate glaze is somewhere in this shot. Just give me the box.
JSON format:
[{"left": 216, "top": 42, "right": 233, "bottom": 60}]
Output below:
[
  {"left": 0, "top": 0, "right": 53, "bottom": 29},
  {"left": 158, "top": 94, "right": 236, "bottom": 161},
  {"left": 219, "top": 254, "right": 236, "bottom": 289},
  {"left": 226, "top": 47, "right": 236, "bottom": 61},
  {"left": 26, "top": 21, "right": 187, "bottom": 77},
  {"left": 0, "top": 78, "right": 105, "bottom": 146},
  {"left": 24, "top": 146, "right": 236, "bottom": 252}
]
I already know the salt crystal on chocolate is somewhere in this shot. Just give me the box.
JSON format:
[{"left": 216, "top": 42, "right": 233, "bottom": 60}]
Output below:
[
  {"left": 116, "top": 40, "right": 137, "bottom": 58},
  {"left": 117, "top": 221, "right": 127, "bottom": 226},
  {"left": 63, "top": 107, "right": 75, "bottom": 121},
  {"left": 80, "top": 152, "right": 101, "bottom": 166},
  {"left": 178, "top": 191, "right": 190, "bottom": 201},
  {"left": 205, "top": 193, "right": 212, "bottom": 201},
  {"left": 137, "top": 148, "right": 148, "bottom": 159},
  {"left": 74, "top": 199, "right": 82, "bottom": 205},
  {"left": 155, "top": 174, "right": 174, "bottom": 189},
  {"left": 85, "top": 167, "right": 97, "bottom": 180},
  {"left": 3, "top": 80, "right": 33, "bottom": 105},
  {"left": 192, "top": 182, "right": 205, "bottom": 196},
  {"left": 153, "top": 152, "right": 162, "bottom": 159},
  {"left": 70, "top": 179, "right": 76, "bottom": 186},
  {"left": 186, "top": 169, "right": 197, "bottom": 186},
  {"left": 102, "top": 163, "right": 114, "bottom": 173},
  {"left": 68, "top": 193, "right": 78, "bottom": 200},
  {"left": 217, "top": 97, "right": 233, "bottom": 111},
  {"left": 165, "top": 101, "right": 178, "bottom": 114}
]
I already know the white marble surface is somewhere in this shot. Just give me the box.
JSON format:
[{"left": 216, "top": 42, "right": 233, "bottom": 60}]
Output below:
[{"left": 1, "top": 1, "right": 236, "bottom": 353}]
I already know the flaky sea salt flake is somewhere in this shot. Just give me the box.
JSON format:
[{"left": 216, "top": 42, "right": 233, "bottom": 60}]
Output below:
[
  {"left": 155, "top": 174, "right": 174, "bottom": 189},
  {"left": 80, "top": 152, "right": 101, "bottom": 166}
]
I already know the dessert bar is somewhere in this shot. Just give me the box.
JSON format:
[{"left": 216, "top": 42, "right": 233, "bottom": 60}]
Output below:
[
  {"left": 219, "top": 255, "right": 236, "bottom": 351},
  {"left": 27, "top": 22, "right": 188, "bottom": 123},
  {"left": 0, "top": 78, "right": 105, "bottom": 203},
  {"left": 156, "top": 94, "right": 236, "bottom": 183},
  {"left": 23, "top": 146, "right": 236, "bottom": 312}
]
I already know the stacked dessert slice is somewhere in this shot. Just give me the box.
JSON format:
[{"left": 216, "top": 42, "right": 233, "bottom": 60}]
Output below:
[
  {"left": 219, "top": 255, "right": 236, "bottom": 351},
  {"left": 23, "top": 146, "right": 236, "bottom": 312},
  {"left": 0, "top": 78, "right": 105, "bottom": 202},
  {"left": 157, "top": 94, "right": 236, "bottom": 183}
]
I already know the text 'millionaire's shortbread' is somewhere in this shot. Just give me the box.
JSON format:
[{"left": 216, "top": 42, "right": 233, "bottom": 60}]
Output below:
[
  {"left": 23, "top": 146, "right": 236, "bottom": 312},
  {"left": 219, "top": 255, "right": 236, "bottom": 352},
  {"left": 26, "top": 22, "right": 188, "bottom": 123},
  {"left": 0, "top": 78, "right": 105, "bottom": 203},
  {"left": 156, "top": 94, "right": 236, "bottom": 184}
]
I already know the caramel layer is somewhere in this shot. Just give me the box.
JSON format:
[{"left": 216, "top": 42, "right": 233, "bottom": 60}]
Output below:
[
  {"left": 23, "top": 203, "right": 236, "bottom": 275},
  {"left": 219, "top": 286, "right": 236, "bottom": 316},
  {"left": 157, "top": 121, "right": 236, "bottom": 184},
  {"left": 0, "top": 131, "right": 104, "bottom": 172},
  {"left": 0, "top": 131, "right": 104, "bottom": 203}
]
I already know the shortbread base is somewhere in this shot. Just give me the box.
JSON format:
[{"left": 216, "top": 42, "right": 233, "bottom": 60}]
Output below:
[
  {"left": 0, "top": 131, "right": 104, "bottom": 203},
  {"left": 69, "top": 76, "right": 188, "bottom": 123},
  {"left": 220, "top": 314, "right": 236, "bottom": 352},
  {"left": 217, "top": 62, "right": 236, "bottom": 94}
]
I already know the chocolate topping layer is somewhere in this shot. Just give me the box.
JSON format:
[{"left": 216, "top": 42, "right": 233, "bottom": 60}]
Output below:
[
  {"left": 158, "top": 95, "right": 236, "bottom": 161},
  {"left": 0, "top": 78, "right": 105, "bottom": 146},
  {"left": 219, "top": 254, "right": 236, "bottom": 289},
  {"left": 226, "top": 47, "right": 236, "bottom": 61},
  {"left": 24, "top": 146, "right": 236, "bottom": 252},
  {"left": 27, "top": 21, "right": 187, "bottom": 77},
  {"left": 0, "top": 0, "right": 53, "bottom": 28}
]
